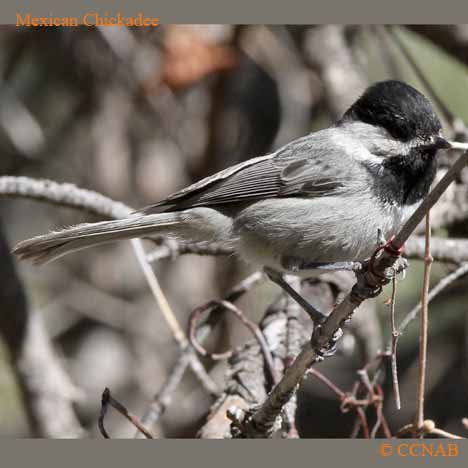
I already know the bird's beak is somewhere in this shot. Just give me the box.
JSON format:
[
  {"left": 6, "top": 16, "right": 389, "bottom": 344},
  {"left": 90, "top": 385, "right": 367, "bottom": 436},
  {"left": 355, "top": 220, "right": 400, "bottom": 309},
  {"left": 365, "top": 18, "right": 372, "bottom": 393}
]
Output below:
[{"left": 434, "top": 136, "right": 452, "bottom": 150}]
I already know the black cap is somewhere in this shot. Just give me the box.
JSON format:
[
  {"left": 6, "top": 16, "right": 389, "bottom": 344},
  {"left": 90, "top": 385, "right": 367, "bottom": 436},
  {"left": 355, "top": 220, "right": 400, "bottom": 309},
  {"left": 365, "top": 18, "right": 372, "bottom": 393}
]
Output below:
[{"left": 342, "top": 80, "right": 442, "bottom": 142}]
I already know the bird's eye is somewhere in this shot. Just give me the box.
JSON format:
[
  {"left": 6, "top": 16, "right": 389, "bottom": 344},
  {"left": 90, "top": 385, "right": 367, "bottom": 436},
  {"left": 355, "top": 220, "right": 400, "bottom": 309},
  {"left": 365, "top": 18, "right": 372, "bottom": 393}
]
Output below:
[{"left": 419, "top": 135, "right": 449, "bottom": 150}]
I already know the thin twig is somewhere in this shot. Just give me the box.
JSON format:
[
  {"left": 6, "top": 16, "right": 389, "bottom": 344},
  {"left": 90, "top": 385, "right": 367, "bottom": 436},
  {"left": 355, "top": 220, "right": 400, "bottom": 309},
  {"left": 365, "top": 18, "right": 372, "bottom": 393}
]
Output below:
[
  {"left": 405, "top": 236, "right": 468, "bottom": 265},
  {"left": 136, "top": 349, "right": 193, "bottom": 437},
  {"left": 348, "top": 382, "right": 365, "bottom": 438},
  {"left": 307, "top": 368, "right": 345, "bottom": 399},
  {"left": 357, "top": 369, "right": 375, "bottom": 399},
  {"left": 309, "top": 368, "right": 391, "bottom": 439},
  {"left": 132, "top": 239, "right": 188, "bottom": 348},
  {"left": 350, "top": 355, "right": 389, "bottom": 438},
  {"left": 395, "top": 423, "right": 418, "bottom": 438},
  {"left": 396, "top": 262, "right": 468, "bottom": 338},
  {"left": 189, "top": 299, "right": 278, "bottom": 384},
  {"left": 355, "top": 370, "right": 388, "bottom": 438},
  {"left": 0, "top": 176, "right": 133, "bottom": 218},
  {"left": 396, "top": 420, "right": 465, "bottom": 439},
  {"left": 357, "top": 368, "right": 384, "bottom": 438},
  {"left": 370, "top": 412, "right": 381, "bottom": 439},
  {"left": 283, "top": 277, "right": 305, "bottom": 438},
  {"left": 134, "top": 236, "right": 220, "bottom": 399},
  {"left": 415, "top": 212, "right": 433, "bottom": 431},
  {"left": 374, "top": 384, "right": 392, "bottom": 438},
  {"left": 99, "top": 387, "right": 155, "bottom": 439},
  {"left": 389, "top": 274, "right": 401, "bottom": 410},
  {"left": 137, "top": 270, "right": 264, "bottom": 436},
  {"left": 134, "top": 242, "right": 224, "bottom": 396},
  {"left": 98, "top": 399, "right": 110, "bottom": 439},
  {"left": 356, "top": 407, "right": 370, "bottom": 439},
  {"left": 140, "top": 270, "right": 267, "bottom": 436},
  {"left": 429, "top": 427, "right": 464, "bottom": 439},
  {"left": 221, "top": 271, "right": 265, "bottom": 304}
]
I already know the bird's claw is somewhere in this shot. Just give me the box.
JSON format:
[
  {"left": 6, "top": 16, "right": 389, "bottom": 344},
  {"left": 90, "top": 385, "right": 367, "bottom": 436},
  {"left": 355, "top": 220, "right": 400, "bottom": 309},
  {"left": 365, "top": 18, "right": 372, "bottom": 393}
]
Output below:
[{"left": 312, "top": 325, "right": 343, "bottom": 358}]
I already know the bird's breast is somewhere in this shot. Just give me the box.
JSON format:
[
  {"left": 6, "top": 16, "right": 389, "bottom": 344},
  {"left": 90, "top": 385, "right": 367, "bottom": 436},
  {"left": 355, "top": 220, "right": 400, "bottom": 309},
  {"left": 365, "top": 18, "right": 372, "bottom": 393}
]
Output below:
[{"left": 234, "top": 195, "right": 412, "bottom": 274}]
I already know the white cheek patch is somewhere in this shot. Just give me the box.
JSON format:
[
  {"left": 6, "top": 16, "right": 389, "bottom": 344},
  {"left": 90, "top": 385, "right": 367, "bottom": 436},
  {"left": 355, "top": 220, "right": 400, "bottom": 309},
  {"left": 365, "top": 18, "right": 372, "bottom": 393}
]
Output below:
[{"left": 338, "top": 121, "right": 416, "bottom": 162}]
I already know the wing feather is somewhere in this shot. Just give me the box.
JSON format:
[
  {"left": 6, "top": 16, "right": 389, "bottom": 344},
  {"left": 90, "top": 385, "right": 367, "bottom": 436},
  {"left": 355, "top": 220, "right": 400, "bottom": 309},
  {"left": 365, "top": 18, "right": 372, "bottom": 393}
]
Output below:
[{"left": 139, "top": 131, "right": 351, "bottom": 213}]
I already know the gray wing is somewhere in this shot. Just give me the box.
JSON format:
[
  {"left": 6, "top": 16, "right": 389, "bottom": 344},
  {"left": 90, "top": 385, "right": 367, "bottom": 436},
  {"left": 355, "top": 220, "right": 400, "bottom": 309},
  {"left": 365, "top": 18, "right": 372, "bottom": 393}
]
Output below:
[{"left": 139, "top": 132, "right": 352, "bottom": 214}]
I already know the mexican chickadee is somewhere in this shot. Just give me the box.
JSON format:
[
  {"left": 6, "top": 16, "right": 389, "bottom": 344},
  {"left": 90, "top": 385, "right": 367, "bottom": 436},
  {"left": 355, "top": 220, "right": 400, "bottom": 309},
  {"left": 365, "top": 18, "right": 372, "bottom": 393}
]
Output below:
[{"left": 13, "top": 80, "right": 457, "bottom": 321}]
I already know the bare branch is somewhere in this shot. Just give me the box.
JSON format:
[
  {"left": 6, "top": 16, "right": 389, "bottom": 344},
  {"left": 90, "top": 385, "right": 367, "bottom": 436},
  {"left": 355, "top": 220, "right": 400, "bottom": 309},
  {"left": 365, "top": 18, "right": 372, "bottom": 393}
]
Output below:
[
  {"left": 389, "top": 275, "right": 401, "bottom": 410},
  {"left": 429, "top": 427, "right": 464, "bottom": 440},
  {"left": 414, "top": 213, "right": 433, "bottom": 430},
  {"left": 199, "top": 282, "right": 332, "bottom": 438},
  {"left": 189, "top": 299, "right": 278, "bottom": 385},
  {"left": 405, "top": 236, "right": 468, "bottom": 264},
  {"left": 99, "top": 387, "right": 154, "bottom": 439},
  {"left": 282, "top": 276, "right": 303, "bottom": 438},
  {"left": 132, "top": 239, "right": 188, "bottom": 348},
  {"left": 137, "top": 271, "right": 264, "bottom": 437},
  {"left": 308, "top": 368, "right": 345, "bottom": 400},
  {"left": 0, "top": 176, "right": 132, "bottom": 218},
  {"left": 136, "top": 349, "right": 193, "bottom": 437},
  {"left": 394, "top": 262, "right": 468, "bottom": 339}
]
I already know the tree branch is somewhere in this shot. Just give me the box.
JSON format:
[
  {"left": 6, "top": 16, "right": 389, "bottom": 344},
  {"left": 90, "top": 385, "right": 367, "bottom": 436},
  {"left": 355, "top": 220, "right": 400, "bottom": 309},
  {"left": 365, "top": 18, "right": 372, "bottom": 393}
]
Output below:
[
  {"left": 405, "top": 236, "right": 468, "bottom": 264},
  {"left": 414, "top": 212, "right": 432, "bottom": 430}
]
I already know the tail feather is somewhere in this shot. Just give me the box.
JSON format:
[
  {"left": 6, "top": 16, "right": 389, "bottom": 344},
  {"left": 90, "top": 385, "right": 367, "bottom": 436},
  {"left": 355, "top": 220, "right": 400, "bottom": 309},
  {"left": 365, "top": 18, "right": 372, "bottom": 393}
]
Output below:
[{"left": 13, "top": 213, "right": 182, "bottom": 265}]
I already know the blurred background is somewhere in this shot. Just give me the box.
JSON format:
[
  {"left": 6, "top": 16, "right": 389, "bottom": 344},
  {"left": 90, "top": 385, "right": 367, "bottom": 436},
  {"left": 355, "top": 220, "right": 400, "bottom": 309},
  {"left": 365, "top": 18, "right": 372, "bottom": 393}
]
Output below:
[{"left": 1, "top": 24, "right": 468, "bottom": 438}]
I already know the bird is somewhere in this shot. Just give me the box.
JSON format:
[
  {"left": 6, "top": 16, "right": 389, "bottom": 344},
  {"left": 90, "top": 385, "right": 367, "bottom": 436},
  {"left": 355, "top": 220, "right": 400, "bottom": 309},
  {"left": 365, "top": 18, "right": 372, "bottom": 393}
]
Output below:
[{"left": 13, "top": 80, "right": 454, "bottom": 322}]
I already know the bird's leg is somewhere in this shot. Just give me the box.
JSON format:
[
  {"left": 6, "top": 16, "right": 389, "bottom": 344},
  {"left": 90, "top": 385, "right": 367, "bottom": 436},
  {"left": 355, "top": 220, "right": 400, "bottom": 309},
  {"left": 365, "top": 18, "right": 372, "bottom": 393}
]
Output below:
[
  {"left": 369, "top": 231, "right": 407, "bottom": 281},
  {"left": 312, "top": 326, "right": 344, "bottom": 359},
  {"left": 264, "top": 267, "right": 327, "bottom": 324},
  {"left": 281, "top": 256, "right": 364, "bottom": 273}
]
